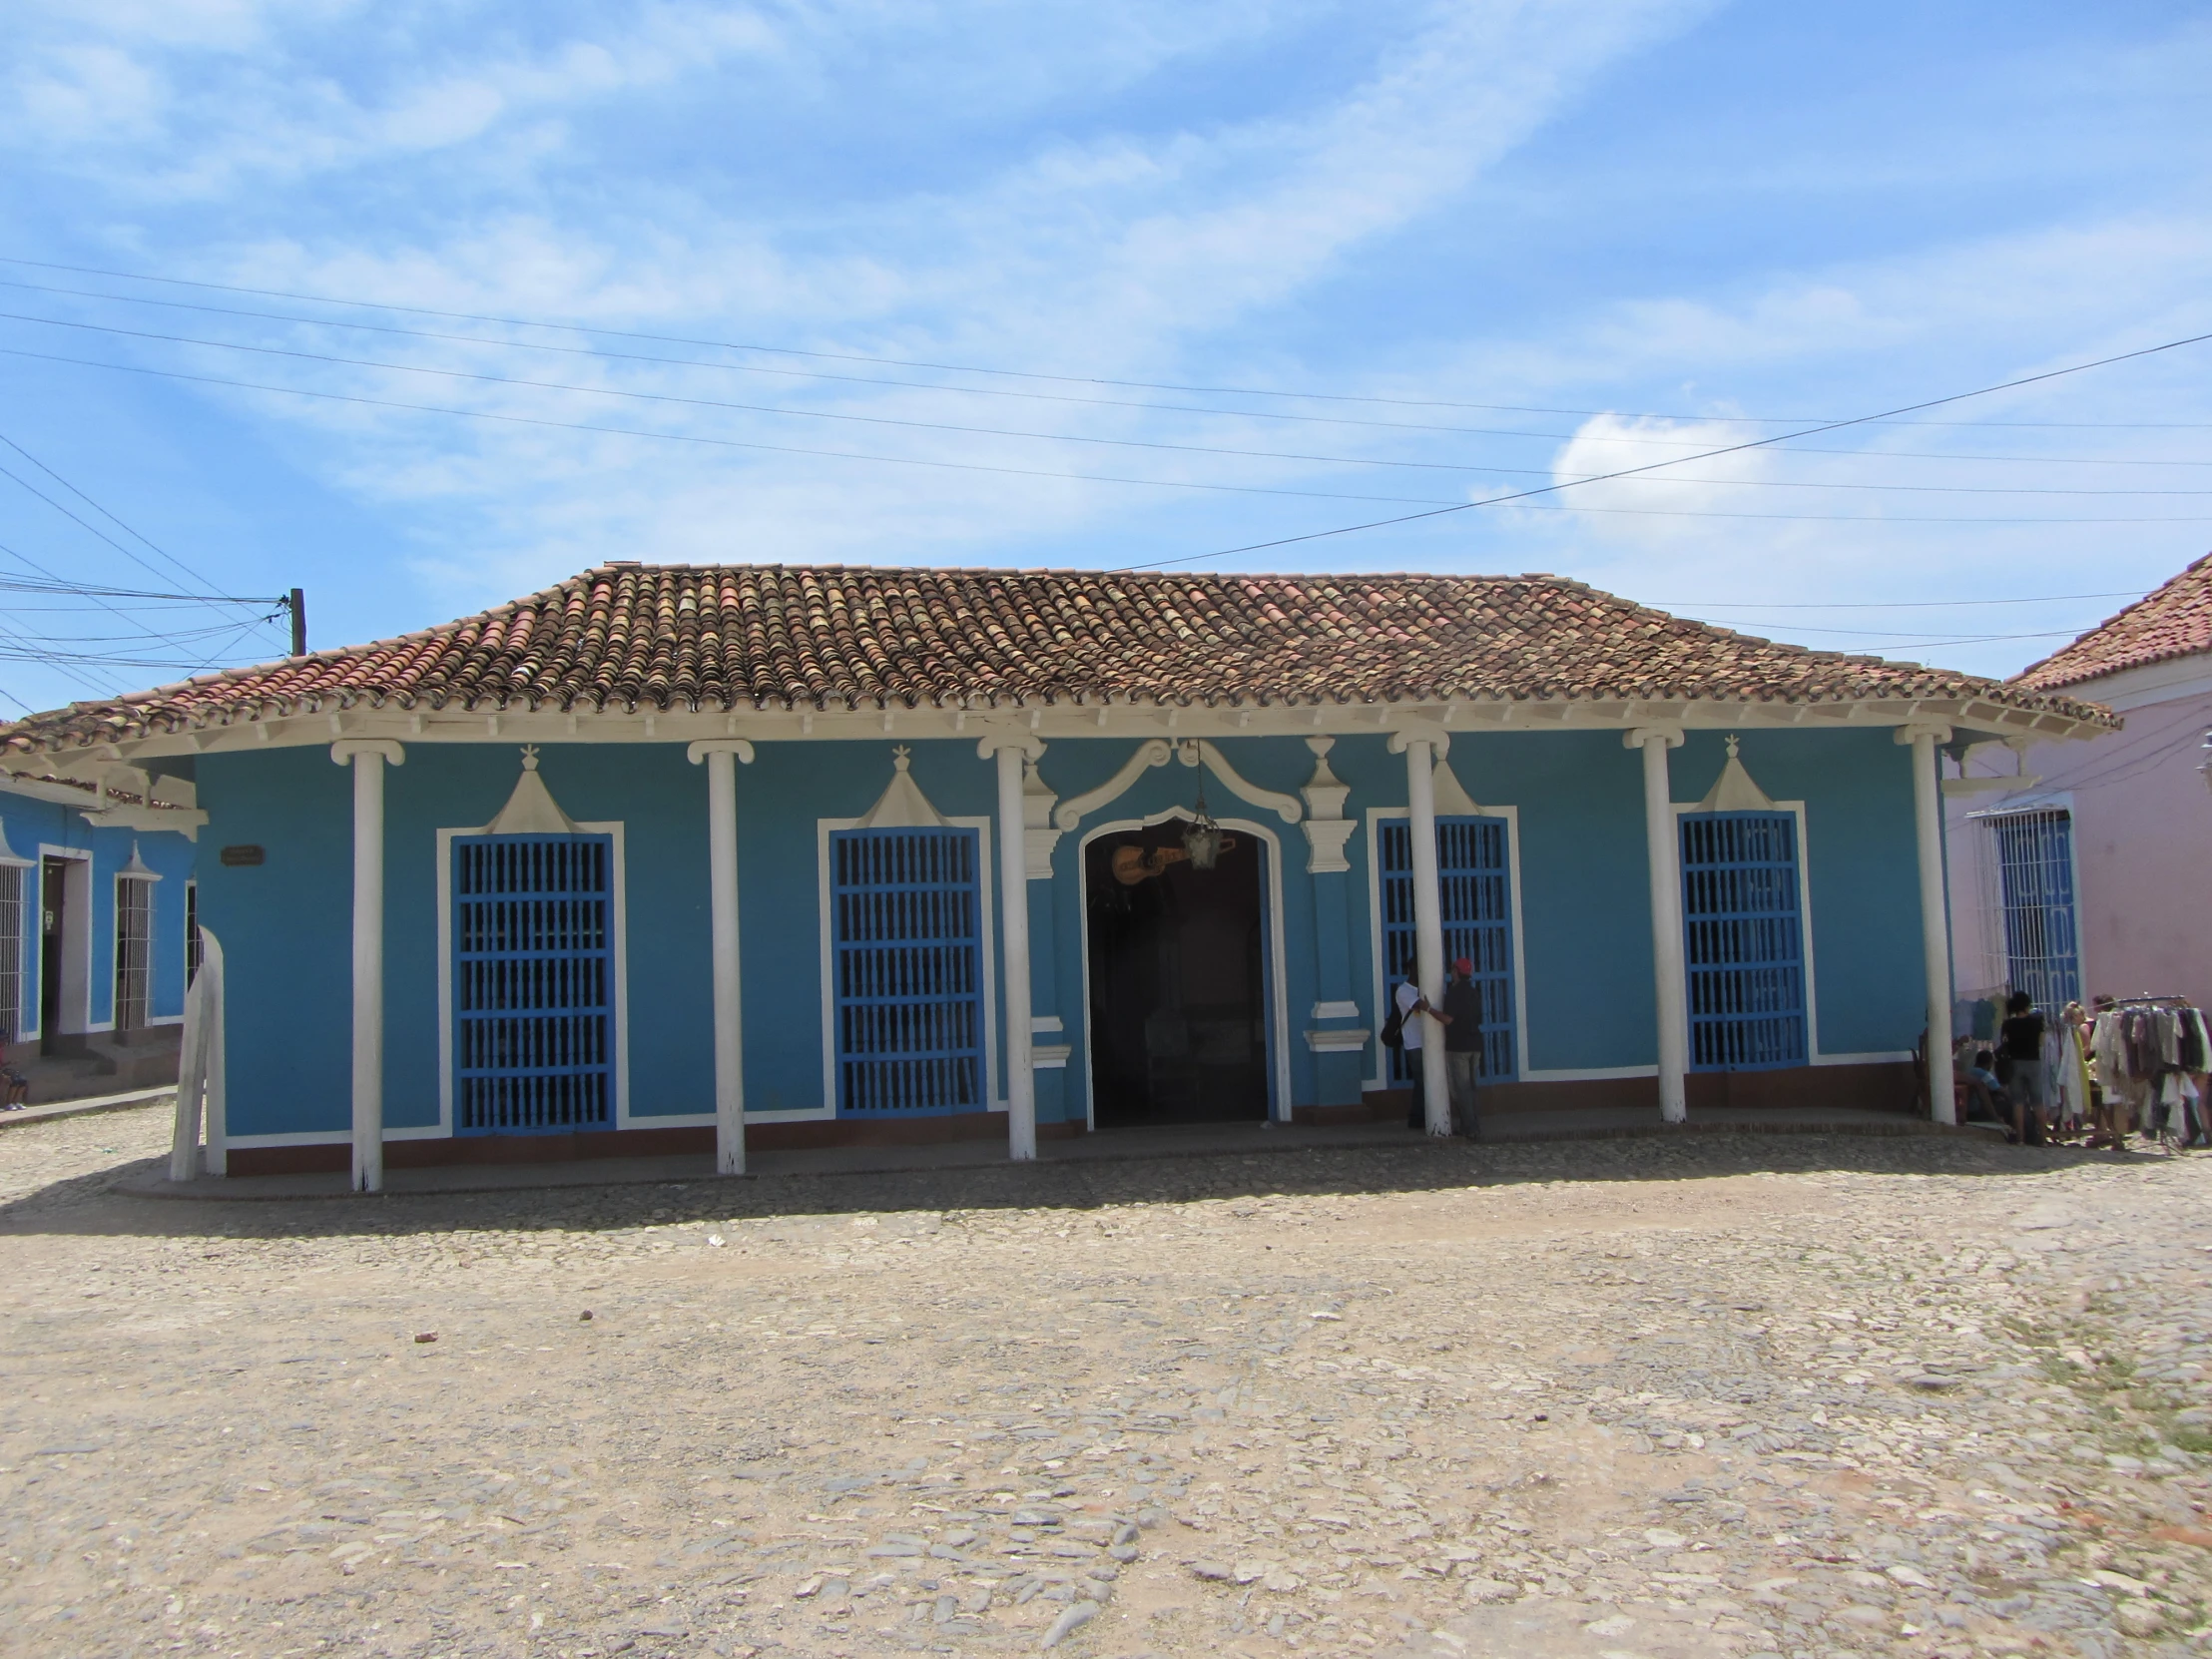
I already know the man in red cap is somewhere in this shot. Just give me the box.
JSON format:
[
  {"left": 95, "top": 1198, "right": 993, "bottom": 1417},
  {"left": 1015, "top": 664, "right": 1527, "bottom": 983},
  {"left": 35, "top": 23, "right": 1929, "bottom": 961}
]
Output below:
[{"left": 1440, "top": 956, "right": 1485, "bottom": 1138}]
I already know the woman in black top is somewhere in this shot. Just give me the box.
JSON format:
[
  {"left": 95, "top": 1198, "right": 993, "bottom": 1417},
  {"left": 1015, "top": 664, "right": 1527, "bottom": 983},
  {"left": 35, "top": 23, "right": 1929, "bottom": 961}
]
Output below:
[{"left": 1998, "top": 991, "right": 2048, "bottom": 1143}]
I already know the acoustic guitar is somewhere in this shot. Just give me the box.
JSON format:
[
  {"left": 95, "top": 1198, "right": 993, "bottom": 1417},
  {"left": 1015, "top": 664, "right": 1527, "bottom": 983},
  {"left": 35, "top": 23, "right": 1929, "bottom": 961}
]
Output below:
[{"left": 1110, "top": 837, "right": 1239, "bottom": 885}]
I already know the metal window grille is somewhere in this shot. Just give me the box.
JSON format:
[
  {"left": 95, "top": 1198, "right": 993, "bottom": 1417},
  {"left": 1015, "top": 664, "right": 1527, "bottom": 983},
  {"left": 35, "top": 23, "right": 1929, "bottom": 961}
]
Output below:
[
  {"left": 114, "top": 877, "right": 152, "bottom": 1032},
  {"left": 1380, "top": 817, "right": 1517, "bottom": 1082},
  {"left": 1982, "top": 809, "right": 2080, "bottom": 1013},
  {"left": 452, "top": 833, "right": 613, "bottom": 1135},
  {"left": 831, "top": 828, "right": 984, "bottom": 1114},
  {"left": 1681, "top": 811, "right": 1807, "bottom": 1071},
  {"left": 185, "top": 881, "right": 203, "bottom": 986},
  {"left": 0, "top": 865, "right": 21, "bottom": 1041}
]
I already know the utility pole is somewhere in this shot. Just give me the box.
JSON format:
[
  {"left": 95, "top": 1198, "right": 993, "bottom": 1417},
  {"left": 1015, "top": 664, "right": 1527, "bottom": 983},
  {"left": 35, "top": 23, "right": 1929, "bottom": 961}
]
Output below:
[{"left": 288, "top": 588, "right": 306, "bottom": 658}]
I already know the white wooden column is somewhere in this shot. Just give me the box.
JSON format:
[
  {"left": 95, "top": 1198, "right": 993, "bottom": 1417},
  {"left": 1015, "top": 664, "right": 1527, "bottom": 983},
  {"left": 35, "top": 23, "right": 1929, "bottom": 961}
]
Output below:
[
  {"left": 689, "top": 740, "right": 757, "bottom": 1173},
  {"left": 1393, "top": 734, "right": 1450, "bottom": 1136},
  {"left": 169, "top": 956, "right": 210, "bottom": 1182},
  {"left": 1899, "top": 722, "right": 1956, "bottom": 1124},
  {"left": 1626, "top": 728, "right": 1688, "bottom": 1124},
  {"left": 331, "top": 740, "right": 403, "bottom": 1192},
  {"left": 980, "top": 734, "right": 1043, "bottom": 1160},
  {"left": 201, "top": 928, "right": 228, "bottom": 1176}
]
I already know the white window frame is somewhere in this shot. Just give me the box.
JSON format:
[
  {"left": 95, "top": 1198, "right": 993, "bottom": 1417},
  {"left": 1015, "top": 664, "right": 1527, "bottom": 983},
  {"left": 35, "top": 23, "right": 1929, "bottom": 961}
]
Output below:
[
  {"left": 114, "top": 868, "right": 155, "bottom": 1032},
  {"left": 1363, "top": 805, "right": 1534, "bottom": 1087},
  {"left": 430, "top": 821, "right": 640, "bottom": 1141},
  {"left": 36, "top": 845, "right": 98, "bottom": 1037},
  {"left": 812, "top": 814, "right": 999, "bottom": 1123},
  {"left": 1670, "top": 797, "right": 1907, "bottom": 1066},
  {"left": 1965, "top": 791, "right": 2086, "bottom": 1011},
  {"left": 0, "top": 834, "right": 29, "bottom": 1045},
  {"left": 184, "top": 877, "right": 202, "bottom": 986}
]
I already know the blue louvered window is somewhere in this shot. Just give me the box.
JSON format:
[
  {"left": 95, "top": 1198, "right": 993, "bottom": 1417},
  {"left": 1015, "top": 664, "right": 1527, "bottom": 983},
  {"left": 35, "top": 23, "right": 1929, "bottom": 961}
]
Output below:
[
  {"left": 452, "top": 833, "right": 613, "bottom": 1135},
  {"left": 1380, "top": 817, "right": 1517, "bottom": 1082},
  {"left": 831, "top": 828, "right": 984, "bottom": 1114},
  {"left": 1680, "top": 812, "right": 1807, "bottom": 1071}
]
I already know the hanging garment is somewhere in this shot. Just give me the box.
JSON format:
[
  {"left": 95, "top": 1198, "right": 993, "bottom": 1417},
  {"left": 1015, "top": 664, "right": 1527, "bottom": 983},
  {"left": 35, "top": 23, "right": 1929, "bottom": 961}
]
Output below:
[
  {"left": 2048, "top": 1026, "right": 2089, "bottom": 1126},
  {"left": 2157, "top": 1009, "right": 2182, "bottom": 1068},
  {"left": 2180, "top": 1073, "right": 2208, "bottom": 1146},
  {"left": 2180, "top": 1007, "right": 2210, "bottom": 1072},
  {"left": 2094, "top": 1011, "right": 2128, "bottom": 1082},
  {"left": 2125, "top": 1010, "right": 2156, "bottom": 1078}
]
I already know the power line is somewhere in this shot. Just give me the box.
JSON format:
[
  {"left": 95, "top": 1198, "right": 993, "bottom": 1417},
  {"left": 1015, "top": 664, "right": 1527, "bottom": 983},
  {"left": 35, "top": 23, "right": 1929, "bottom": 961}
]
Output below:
[
  {"left": 1118, "top": 324, "right": 2212, "bottom": 571},
  {"left": 1657, "top": 590, "right": 2147, "bottom": 610},
  {"left": 11, "top": 342, "right": 2212, "bottom": 528},
  {"left": 11, "top": 275, "right": 2212, "bottom": 467},
  {"left": 5, "top": 252, "right": 2206, "bottom": 432},
  {"left": 0, "top": 430, "right": 236, "bottom": 604},
  {"left": 12, "top": 308, "right": 2212, "bottom": 500},
  {"left": 1696, "top": 623, "right": 2087, "bottom": 644},
  {"left": 0, "top": 429, "right": 293, "bottom": 662},
  {"left": 0, "top": 572, "right": 291, "bottom": 604}
]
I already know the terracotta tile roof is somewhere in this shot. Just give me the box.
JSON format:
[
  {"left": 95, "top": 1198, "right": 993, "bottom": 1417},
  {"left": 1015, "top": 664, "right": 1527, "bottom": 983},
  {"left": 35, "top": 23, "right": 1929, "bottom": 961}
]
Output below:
[
  {"left": 2012, "top": 551, "right": 2212, "bottom": 692},
  {"left": 0, "top": 563, "right": 2113, "bottom": 754}
]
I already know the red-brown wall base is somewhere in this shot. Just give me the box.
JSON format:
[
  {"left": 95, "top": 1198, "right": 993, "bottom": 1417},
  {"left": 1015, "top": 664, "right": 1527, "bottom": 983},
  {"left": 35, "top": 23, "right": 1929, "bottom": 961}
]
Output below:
[{"left": 1293, "top": 1059, "right": 1918, "bottom": 1126}]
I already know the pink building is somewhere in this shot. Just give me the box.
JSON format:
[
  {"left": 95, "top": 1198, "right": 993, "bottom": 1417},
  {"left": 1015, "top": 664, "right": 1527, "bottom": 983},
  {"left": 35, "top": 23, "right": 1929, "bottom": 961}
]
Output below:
[{"left": 1945, "top": 553, "right": 2212, "bottom": 1015}]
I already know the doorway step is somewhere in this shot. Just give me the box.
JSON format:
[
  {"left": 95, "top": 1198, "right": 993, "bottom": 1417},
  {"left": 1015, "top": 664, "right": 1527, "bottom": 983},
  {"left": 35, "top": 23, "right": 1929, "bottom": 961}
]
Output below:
[{"left": 4, "top": 1026, "right": 180, "bottom": 1104}]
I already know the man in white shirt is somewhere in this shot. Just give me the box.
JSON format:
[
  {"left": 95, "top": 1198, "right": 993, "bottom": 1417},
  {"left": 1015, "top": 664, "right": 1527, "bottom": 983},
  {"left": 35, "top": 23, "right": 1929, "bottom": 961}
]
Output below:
[{"left": 1395, "top": 977, "right": 1432, "bottom": 1129}]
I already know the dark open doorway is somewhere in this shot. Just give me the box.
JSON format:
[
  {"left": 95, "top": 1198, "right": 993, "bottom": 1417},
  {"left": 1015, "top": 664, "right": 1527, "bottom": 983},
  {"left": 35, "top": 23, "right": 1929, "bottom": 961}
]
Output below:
[
  {"left": 1084, "top": 820, "right": 1270, "bottom": 1127},
  {"left": 39, "top": 857, "right": 67, "bottom": 1057}
]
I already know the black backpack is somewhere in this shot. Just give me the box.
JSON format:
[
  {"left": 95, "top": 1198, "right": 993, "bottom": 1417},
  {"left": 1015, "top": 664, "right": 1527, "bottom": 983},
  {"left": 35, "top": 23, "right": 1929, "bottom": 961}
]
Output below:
[{"left": 1381, "top": 983, "right": 1409, "bottom": 1050}]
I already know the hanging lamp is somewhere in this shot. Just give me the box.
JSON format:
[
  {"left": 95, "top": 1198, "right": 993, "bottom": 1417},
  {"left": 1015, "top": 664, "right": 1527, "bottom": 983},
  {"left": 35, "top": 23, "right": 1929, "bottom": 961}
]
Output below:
[{"left": 1182, "top": 778, "right": 1225, "bottom": 870}]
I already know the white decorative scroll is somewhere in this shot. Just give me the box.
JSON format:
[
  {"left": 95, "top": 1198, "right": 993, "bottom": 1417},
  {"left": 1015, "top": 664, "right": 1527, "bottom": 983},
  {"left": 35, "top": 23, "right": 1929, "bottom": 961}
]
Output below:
[
  {"left": 1052, "top": 738, "right": 1173, "bottom": 830},
  {"left": 1431, "top": 757, "right": 1481, "bottom": 817},
  {"left": 1180, "top": 740, "right": 1303, "bottom": 824}
]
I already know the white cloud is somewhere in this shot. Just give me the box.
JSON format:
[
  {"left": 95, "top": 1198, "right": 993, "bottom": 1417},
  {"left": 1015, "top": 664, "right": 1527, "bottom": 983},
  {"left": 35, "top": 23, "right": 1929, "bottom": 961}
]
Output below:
[
  {"left": 97, "top": 0, "right": 1717, "bottom": 607},
  {"left": 6, "top": 0, "right": 2205, "bottom": 707}
]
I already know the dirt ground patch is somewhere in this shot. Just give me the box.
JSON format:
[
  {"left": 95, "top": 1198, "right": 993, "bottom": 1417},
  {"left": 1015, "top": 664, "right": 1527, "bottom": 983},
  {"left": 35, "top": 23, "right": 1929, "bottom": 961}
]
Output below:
[{"left": 1, "top": 1107, "right": 2207, "bottom": 1658}]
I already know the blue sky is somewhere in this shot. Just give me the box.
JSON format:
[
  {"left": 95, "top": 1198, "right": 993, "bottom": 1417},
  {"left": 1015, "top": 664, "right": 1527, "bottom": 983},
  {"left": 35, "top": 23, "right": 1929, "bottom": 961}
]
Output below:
[{"left": 2, "top": 0, "right": 2209, "bottom": 715}]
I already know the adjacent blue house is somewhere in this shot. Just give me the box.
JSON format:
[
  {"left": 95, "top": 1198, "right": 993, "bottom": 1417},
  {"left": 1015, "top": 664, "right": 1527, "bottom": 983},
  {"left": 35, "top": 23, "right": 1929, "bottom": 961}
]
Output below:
[
  {"left": 0, "top": 766, "right": 204, "bottom": 1101},
  {"left": 0, "top": 565, "right": 2113, "bottom": 1184}
]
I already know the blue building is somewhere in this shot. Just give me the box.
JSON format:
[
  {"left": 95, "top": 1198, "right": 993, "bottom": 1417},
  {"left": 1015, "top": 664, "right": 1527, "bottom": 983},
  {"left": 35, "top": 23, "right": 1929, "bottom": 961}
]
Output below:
[
  {"left": 0, "top": 766, "right": 204, "bottom": 1101},
  {"left": 0, "top": 565, "right": 2112, "bottom": 1182}
]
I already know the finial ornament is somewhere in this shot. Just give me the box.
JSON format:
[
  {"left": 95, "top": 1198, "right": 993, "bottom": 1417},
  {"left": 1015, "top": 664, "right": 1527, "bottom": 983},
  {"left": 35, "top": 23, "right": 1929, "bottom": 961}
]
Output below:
[
  {"left": 520, "top": 744, "right": 542, "bottom": 772},
  {"left": 892, "top": 745, "right": 912, "bottom": 769},
  {"left": 1725, "top": 734, "right": 1740, "bottom": 760}
]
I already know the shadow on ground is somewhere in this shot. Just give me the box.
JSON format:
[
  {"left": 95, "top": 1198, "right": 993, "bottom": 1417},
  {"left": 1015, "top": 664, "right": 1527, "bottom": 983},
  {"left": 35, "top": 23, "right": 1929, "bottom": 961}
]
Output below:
[{"left": 0, "top": 1127, "right": 2168, "bottom": 1244}]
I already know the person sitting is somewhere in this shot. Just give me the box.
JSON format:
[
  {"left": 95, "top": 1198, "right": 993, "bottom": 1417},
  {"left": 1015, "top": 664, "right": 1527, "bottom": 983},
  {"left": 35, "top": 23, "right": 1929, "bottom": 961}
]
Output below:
[
  {"left": 0, "top": 1032, "right": 28, "bottom": 1110},
  {"left": 1955, "top": 1049, "right": 2006, "bottom": 1128}
]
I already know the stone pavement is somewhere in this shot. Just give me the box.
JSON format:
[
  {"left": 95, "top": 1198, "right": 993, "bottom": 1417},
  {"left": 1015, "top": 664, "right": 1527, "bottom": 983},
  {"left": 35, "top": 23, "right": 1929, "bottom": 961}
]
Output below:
[
  {"left": 0, "top": 1103, "right": 2207, "bottom": 1659},
  {"left": 0, "top": 1084, "right": 177, "bottom": 1131}
]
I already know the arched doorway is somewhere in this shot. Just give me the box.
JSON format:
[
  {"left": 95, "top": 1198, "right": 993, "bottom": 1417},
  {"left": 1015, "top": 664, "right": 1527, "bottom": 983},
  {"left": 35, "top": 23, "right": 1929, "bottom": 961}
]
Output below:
[{"left": 1083, "top": 818, "right": 1270, "bottom": 1127}]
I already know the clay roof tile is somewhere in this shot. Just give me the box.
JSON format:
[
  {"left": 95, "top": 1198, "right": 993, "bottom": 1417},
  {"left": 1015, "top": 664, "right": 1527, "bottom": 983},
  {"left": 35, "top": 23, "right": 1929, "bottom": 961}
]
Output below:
[{"left": 0, "top": 562, "right": 2114, "bottom": 754}]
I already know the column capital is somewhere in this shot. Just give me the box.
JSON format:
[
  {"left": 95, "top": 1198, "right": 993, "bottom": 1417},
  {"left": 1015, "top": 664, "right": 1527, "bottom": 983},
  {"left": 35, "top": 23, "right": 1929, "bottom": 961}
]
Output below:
[
  {"left": 330, "top": 739, "right": 404, "bottom": 767},
  {"left": 1385, "top": 721, "right": 1450, "bottom": 759},
  {"left": 975, "top": 730, "right": 1046, "bottom": 761},
  {"left": 686, "top": 739, "right": 757, "bottom": 765},
  {"left": 1622, "top": 726, "right": 1685, "bottom": 751},
  {"left": 1893, "top": 721, "right": 1953, "bottom": 747}
]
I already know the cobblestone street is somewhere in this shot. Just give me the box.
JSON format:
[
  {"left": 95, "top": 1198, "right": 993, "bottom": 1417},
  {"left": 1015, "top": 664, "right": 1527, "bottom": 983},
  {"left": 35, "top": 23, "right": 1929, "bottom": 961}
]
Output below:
[{"left": 1, "top": 1106, "right": 2208, "bottom": 1659}]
